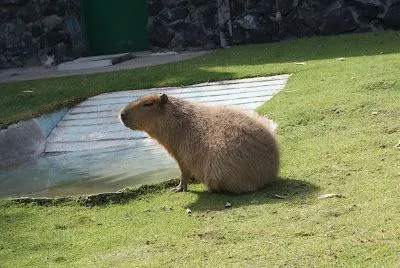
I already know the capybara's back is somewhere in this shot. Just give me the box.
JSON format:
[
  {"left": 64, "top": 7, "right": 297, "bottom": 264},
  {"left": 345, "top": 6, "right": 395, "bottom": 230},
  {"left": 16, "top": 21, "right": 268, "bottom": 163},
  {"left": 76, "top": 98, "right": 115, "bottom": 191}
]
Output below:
[
  {"left": 120, "top": 94, "right": 279, "bottom": 194},
  {"left": 200, "top": 107, "right": 279, "bottom": 193}
]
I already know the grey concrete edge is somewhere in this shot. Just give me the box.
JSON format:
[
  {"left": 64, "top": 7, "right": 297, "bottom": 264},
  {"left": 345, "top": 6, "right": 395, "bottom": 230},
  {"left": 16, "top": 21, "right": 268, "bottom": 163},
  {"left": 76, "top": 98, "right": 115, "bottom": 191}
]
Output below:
[{"left": 0, "top": 108, "right": 68, "bottom": 167}]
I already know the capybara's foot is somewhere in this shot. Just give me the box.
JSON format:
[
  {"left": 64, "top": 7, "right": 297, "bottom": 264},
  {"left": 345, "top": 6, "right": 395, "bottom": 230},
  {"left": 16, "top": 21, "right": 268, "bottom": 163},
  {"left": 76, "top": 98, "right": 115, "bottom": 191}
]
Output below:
[{"left": 171, "top": 182, "right": 187, "bottom": 192}]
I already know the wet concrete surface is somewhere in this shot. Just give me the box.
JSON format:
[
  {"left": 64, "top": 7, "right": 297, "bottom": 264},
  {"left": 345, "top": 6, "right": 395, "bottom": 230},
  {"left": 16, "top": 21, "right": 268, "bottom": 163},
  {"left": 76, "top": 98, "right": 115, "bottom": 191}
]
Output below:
[
  {"left": 0, "top": 51, "right": 211, "bottom": 83},
  {"left": 0, "top": 146, "right": 179, "bottom": 198},
  {"left": 0, "top": 75, "right": 289, "bottom": 198}
]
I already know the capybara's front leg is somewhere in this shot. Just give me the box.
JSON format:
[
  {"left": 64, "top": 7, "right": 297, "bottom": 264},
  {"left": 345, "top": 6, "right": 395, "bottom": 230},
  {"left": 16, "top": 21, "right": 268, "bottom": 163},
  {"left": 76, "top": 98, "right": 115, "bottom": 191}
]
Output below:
[{"left": 171, "top": 167, "right": 190, "bottom": 192}]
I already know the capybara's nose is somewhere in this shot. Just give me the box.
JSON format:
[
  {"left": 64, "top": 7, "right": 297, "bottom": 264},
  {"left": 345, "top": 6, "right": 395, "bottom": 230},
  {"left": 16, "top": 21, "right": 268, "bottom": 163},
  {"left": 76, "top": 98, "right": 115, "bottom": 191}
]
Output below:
[
  {"left": 120, "top": 112, "right": 126, "bottom": 120},
  {"left": 119, "top": 111, "right": 128, "bottom": 126}
]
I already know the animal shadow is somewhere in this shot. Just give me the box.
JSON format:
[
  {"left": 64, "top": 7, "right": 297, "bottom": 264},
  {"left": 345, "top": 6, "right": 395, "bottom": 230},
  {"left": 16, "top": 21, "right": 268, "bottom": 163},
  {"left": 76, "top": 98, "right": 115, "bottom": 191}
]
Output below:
[{"left": 187, "top": 177, "right": 319, "bottom": 212}]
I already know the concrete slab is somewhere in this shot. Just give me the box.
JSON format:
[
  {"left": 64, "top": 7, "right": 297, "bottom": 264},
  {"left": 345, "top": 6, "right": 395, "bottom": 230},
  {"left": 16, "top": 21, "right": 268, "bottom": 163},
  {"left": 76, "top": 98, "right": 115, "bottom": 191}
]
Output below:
[
  {"left": 0, "top": 75, "right": 290, "bottom": 198},
  {"left": 45, "top": 75, "right": 289, "bottom": 153},
  {"left": 0, "top": 50, "right": 211, "bottom": 83},
  {"left": 57, "top": 53, "right": 134, "bottom": 71}
]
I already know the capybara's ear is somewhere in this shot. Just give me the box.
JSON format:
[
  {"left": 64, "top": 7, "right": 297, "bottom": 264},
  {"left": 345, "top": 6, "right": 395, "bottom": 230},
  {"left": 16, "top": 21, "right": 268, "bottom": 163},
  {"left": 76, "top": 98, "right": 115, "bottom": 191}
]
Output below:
[{"left": 160, "top": 94, "right": 169, "bottom": 104}]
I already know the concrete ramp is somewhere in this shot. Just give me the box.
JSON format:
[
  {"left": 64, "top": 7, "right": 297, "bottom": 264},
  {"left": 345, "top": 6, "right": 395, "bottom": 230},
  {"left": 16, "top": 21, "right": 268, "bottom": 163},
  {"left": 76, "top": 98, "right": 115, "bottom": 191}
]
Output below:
[
  {"left": 46, "top": 75, "right": 289, "bottom": 153},
  {"left": 0, "top": 75, "right": 289, "bottom": 198}
]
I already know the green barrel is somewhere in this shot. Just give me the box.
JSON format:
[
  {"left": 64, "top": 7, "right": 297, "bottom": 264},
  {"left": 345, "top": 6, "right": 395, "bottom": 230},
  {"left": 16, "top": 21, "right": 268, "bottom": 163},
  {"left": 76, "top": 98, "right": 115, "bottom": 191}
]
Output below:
[{"left": 82, "top": 0, "right": 149, "bottom": 55}]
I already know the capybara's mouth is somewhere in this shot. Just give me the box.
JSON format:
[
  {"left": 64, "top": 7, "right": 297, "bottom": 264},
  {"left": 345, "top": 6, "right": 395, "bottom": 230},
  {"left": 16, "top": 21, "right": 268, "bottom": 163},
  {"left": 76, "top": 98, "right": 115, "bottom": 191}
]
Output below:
[
  {"left": 119, "top": 114, "right": 137, "bottom": 130},
  {"left": 120, "top": 120, "right": 133, "bottom": 130}
]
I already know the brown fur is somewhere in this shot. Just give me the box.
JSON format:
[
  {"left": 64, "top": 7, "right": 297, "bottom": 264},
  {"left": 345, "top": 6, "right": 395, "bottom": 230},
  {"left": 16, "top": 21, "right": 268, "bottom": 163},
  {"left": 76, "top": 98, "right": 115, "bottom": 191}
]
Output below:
[{"left": 120, "top": 94, "right": 280, "bottom": 194}]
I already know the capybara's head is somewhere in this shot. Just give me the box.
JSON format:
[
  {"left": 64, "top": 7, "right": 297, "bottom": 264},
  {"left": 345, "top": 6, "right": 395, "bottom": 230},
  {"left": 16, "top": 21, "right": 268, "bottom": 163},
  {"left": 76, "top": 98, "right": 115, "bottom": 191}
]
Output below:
[{"left": 119, "top": 93, "right": 169, "bottom": 131}]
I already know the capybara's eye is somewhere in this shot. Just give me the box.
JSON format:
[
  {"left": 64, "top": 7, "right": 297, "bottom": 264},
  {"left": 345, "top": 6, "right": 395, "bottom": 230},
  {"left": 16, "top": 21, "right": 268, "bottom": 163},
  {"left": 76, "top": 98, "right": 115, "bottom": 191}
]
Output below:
[{"left": 142, "top": 102, "right": 154, "bottom": 107}]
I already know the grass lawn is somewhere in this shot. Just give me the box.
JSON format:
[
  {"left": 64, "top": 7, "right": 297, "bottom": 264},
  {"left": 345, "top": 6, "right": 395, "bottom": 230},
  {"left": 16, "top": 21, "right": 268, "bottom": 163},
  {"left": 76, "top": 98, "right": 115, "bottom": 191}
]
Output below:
[{"left": 1, "top": 31, "right": 400, "bottom": 266}]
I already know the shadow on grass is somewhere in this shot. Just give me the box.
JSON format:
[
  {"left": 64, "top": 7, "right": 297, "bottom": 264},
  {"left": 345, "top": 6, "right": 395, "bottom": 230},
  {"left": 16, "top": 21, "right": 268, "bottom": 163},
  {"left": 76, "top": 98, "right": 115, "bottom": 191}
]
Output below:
[
  {"left": 187, "top": 177, "right": 319, "bottom": 212},
  {"left": 3, "top": 177, "right": 318, "bottom": 208}
]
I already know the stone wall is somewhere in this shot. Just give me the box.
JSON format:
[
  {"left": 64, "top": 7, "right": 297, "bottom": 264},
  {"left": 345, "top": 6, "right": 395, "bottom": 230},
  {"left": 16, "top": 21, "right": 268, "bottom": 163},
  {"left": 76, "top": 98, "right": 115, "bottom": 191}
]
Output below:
[
  {"left": 0, "top": 0, "right": 86, "bottom": 68},
  {"left": 147, "top": 0, "right": 220, "bottom": 51},
  {"left": 148, "top": 0, "right": 400, "bottom": 50},
  {"left": 2, "top": 0, "right": 400, "bottom": 68},
  {"left": 230, "top": 0, "right": 400, "bottom": 44}
]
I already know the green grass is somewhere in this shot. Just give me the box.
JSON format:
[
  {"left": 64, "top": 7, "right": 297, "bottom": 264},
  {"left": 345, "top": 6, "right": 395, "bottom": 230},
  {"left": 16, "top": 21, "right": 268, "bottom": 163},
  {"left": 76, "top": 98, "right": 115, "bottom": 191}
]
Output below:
[
  {"left": 1, "top": 30, "right": 400, "bottom": 129},
  {"left": 1, "top": 31, "right": 400, "bottom": 266}
]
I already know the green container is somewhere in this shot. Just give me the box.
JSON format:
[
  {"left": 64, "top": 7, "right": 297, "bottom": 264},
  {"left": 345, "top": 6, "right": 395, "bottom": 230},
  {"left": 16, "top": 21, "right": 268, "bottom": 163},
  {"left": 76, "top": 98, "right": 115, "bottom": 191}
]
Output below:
[{"left": 82, "top": 0, "right": 149, "bottom": 55}]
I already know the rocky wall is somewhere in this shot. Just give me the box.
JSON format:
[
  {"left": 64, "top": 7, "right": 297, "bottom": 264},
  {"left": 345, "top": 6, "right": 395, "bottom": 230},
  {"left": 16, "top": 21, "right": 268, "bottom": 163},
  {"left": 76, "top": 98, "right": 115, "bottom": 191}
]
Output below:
[
  {"left": 148, "top": 0, "right": 400, "bottom": 49},
  {"left": 231, "top": 0, "right": 400, "bottom": 44},
  {"left": 2, "top": 0, "right": 400, "bottom": 68},
  {"left": 0, "top": 0, "right": 87, "bottom": 69},
  {"left": 147, "top": 0, "right": 220, "bottom": 51}
]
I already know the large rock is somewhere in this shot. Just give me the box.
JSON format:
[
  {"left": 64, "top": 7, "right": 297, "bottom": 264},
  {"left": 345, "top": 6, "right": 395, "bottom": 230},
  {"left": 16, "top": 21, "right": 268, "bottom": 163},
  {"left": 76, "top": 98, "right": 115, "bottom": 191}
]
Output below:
[
  {"left": 16, "top": 2, "right": 40, "bottom": 23},
  {"left": 189, "top": 0, "right": 209, "bottom": 7},
  {"left": 169, "top": 19, "right": 187, "bottom": 30},
  {"left": 245, "top": 0, "right": 277, "bottom": 14},
  {"left": 164, "top": 0, "right": 189, "bottom": 8},
  {"left": 64, "top": 15, "right": 82, "bottom": 36},
  {"left": 53, "top": 42, "right": 73, "bottom": 63},
  {"left": 42, "top": 14, "right": 63, "bottom": 32},
  {"left": 183, "top": 24, "right": 207, "bottom": 47},
  {"left": 0, "top": 8, "right": 10, "bottom": 23},
  {"left": 279, "top": 0, "right": 296, "bottom": 16},
  {"left": 0, "top": 18, "right": 25, "bottom": 45},
  {"left": 43, "top": 1, "right": 68, "bottom": 16},
  {"left": 0, "top": 40, "right": 5, "bottom": 54},
  {"left": 19, "top": 35, "right": 36, "bottom": 55},
  {"left": 183, "top": 24, "right": 218, "bottom": 48},
  {"left": 29, "top": 23, "right": 41, "bottom": 37},
  {"left": 350, "top": 0, "right": 384, "bottom": 23},
  {"left": 232, "top": 24, "right": 247, "bottom": 44},
  {"left": 353, "top": 0, "right": 385, "bottom": 6},
  {"left": 0, "top": 55, "right": 7, "bottom": 69},
  {"left": 159, "top": 7, "right": 189, "bottom": 22},
  {"left": 147, "top": 17, "right": 175, "bottom": 47},
  {"left": 45, "top": 29, "right": 69, "bottom": 47},
  {"left": 148, "top": 0, "right": 164, "bottom": 16},
  {"left": 230, "top": 0, "right": 245, "bottom": 17},
  {"left": 4, "top": 34, "right": 37, "bottom": 64},
  {"left": 233, "top": 12, "right": 279, "bottom": 44},
  {"left": 168, "top": 31, "right": 185, "bottom": 50},
  {"left": 319, "top": 8, "right": 358, "bottom": 35},
  {"left": 236, "top": 13, "right": 259, "bottom": 30},
  {"left": 284, "top": 7, "right": 322, "bottom": 37},
  {"left": 383, "top": 4, "right": 400, "bottom": 30},
  {"left": 202, "top": 5, "right": 217, "bottom": 30},
  {"left": 0, "top": 0, "right": 28, "bottom": 5}
]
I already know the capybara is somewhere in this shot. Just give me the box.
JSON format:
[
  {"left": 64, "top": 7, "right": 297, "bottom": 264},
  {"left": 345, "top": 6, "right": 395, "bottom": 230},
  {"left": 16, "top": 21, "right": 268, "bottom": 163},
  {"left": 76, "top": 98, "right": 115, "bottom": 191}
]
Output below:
[{"left": 119, "top": 93, "right": 279, "bottom": 194}]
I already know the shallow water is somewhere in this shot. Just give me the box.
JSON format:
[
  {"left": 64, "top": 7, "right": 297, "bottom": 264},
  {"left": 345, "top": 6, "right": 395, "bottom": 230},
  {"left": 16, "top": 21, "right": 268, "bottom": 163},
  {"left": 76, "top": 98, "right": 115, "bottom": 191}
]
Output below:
[{"left": 0, "top": 144, "right": 179, "bottom": 198}]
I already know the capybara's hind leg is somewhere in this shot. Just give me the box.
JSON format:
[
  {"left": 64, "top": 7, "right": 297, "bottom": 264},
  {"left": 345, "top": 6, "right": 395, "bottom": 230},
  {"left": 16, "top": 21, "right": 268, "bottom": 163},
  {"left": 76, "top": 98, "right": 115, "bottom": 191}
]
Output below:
[{"left": 172, "top": 166, "right": 190, "bottom": 192}]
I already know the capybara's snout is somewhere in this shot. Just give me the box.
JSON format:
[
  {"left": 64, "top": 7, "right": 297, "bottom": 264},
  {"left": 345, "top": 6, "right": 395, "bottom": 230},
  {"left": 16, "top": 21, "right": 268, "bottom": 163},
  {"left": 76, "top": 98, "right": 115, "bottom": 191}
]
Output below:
[{"left": 119, "top": 108, "right": 130, "bottom": 128}]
